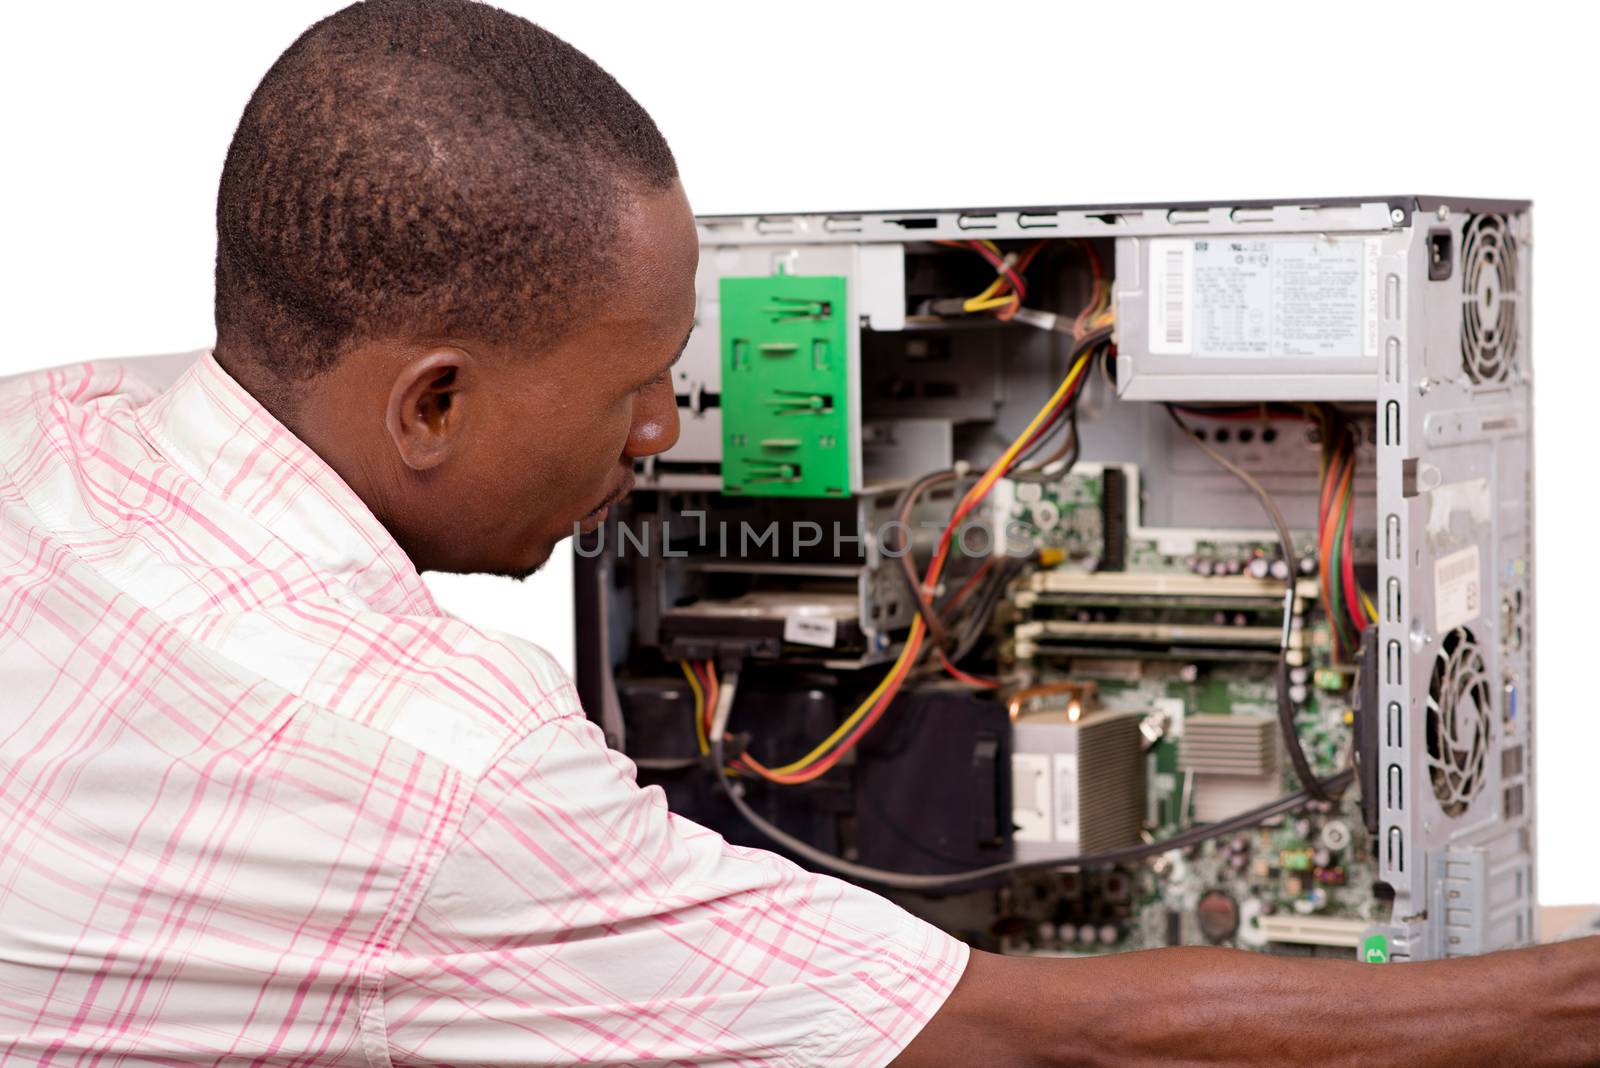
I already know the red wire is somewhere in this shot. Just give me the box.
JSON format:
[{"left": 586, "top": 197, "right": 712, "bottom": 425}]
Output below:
[
  {"left": 938, "top": 647, "right": 1001, "bottom": 688},
  {"left": 1340, "top": 480, "right": 1365, "bottom": 633},
  {"left": 743, "top": 632, "right": 924, "bottom": 784},
  {"left": 1072, "top": 239, "right": 1106, "bottom": 339},
  {"left": 942, "top": 557, "right": 996, "bottom": 616},
  {"left": 966, "top": 240, "right": 1029, "bottom": 301}
]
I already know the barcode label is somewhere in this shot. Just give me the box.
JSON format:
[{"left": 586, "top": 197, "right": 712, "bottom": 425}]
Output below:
[
  {"left": 1163, "top": 250, "right": 1186, "bottom": 344},
  {"left": 1434, "top": 545, "right": 1482, "bottom": 633},
  {"left": 1148, "top": 239, "right": 1192, "bottom": 354}
]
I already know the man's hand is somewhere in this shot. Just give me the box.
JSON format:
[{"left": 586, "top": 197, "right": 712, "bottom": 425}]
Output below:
[{"left": 893, "top": 937, "right": 1600, "bottom": 1067}]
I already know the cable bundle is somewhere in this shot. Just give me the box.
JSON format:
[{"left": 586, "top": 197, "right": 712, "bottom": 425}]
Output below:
[{"left": 1313, "top": 408, "right": 1378, "bottom": 663}]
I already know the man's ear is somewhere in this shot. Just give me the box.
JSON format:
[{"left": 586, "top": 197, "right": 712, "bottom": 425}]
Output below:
[{"left": 385, "top": 348, "right": 470, "bottom": 471}]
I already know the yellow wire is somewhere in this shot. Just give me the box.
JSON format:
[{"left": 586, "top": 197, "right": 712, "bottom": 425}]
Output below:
[
  {"left": 963, "top": 258, "right": 1014, "bottom": 312},
  {"left": 681, "top": 660, "right": 708, "bottom": 755},
  {"left": 763, "top": 618, "right": 927, "bottom": 776},
  {"left": 1362, "top": 592, "right": 1379, "bottom": 623},
  {"left": 762, "top": 350, "right": 1096, "bottom": 777}
]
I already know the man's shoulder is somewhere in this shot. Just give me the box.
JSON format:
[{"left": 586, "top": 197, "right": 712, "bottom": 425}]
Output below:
[
  {"left": 178, "top": 600, "right": 583, "bottom": 778},
  {"left": 0, "top": 354, "right": 190, "bottom": 421}
]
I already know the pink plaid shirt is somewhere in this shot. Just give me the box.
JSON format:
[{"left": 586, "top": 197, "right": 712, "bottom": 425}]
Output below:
[{"left": 0, "top": 353, "right": 966, "bottom": 1066}]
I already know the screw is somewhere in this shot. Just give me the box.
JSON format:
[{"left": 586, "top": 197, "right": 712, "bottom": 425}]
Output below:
[{"left": 1390, "top": 208, "right": 1406, "bottom": 225}]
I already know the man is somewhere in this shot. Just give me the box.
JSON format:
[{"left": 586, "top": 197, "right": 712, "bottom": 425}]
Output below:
[{"left": 0, "top": 1, "right": 1594, "bottom": 1064}]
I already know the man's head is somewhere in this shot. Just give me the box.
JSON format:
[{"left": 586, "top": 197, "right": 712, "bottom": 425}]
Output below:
[{"left": 215, "top": 0, "right": 696, "bottom": 578}]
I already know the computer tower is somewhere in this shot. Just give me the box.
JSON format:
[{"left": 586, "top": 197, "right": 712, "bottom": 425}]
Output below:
[{"left": 574, "top": 195, "right": 1535, "bottom": 963}]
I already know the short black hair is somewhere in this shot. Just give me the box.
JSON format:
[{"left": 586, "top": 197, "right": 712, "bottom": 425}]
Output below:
[{"left": 214, "top": 0, "right": 677, "bottom": 398}]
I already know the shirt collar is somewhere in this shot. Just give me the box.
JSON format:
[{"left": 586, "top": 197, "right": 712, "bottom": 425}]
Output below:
[{"left": 136, "top": 351, "right": 440, "bottom": 617}]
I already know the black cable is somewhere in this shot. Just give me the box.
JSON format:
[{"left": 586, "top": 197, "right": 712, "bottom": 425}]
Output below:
[
  {"left": 1164, "top": 404, "right": 1328, "bottom": 802},
  {"left": 943, "top": 557, "right": 1021, "bottom": 664},
  {"left": 1011, "top": 339, "right": 1104, "bottom": 478},
  {"left": 710, "top": 669, "right": 1354, "bottom": 891},
  {"left": 890, "top": 332, "right": 1109, "bottom": 662},
  {"left": 887, "top": 469, "right": 961, "bottom": 648},
  {"left": 1010, "top": 409, "right": 1080, "bottom": 484}
]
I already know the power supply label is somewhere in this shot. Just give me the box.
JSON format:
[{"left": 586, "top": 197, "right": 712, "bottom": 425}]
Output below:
[{"left": 1148, "top": 237, "right": 1379, "bottom": 359}]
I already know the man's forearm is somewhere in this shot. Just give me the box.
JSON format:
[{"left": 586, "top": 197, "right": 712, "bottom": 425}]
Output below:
[{"left": 896, "top": 937, "right": 1600, "bottom": 1068}]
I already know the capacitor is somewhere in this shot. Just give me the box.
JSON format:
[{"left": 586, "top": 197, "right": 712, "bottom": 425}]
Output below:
[
  {"left": 1248, "top": 557, "right": 1271, "bottom": 579},
  {"left": 1196, "top": 890, "right": 1241, "bottom": 944},
  {"left": 1288, "top": 684, "right": 1308, "bottom": 705},
  {"left": 1036, "top": 921, "right": 1058, "bottom": 945},
  {"left": 1077, "top": 923, "right": 1097, "bottom": 945},
  {"left": 1098, "top": 924, "right": 1120, "bottom": 945},
  {"left": 1299, "top": 556, "right": 1319, "bottom": 576},
  {"left": 1195, "top": 558, "right": 1216, "bottom": 576},
  {"left": 1320, "top": 820, "right": 1352, "bottom": 852},
  {"left": 1294, "top": 818, "right": 1313, "bottom": 840},
  {"left": 1222, "top": 559, "right": 1243, "bottom": 575},
  {"left": 1179, "top": 664, "right": 1200, "bottom": 683},
  {"left": 1313, "top": 848, "right": 1333, "bottom": 868},
  {"left": 1232, "top": 612, "right": 1249, "bottom": 627},
  {"left": 1270, "top": 559, "right": 1291, "bottom": 580}
]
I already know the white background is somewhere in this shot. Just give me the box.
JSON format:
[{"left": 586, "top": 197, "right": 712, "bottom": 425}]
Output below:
[{"left": 3, "top": 1, "right": 1593, "bottom": 905}]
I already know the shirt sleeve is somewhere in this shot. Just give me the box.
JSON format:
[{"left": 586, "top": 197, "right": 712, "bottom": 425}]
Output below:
[{"left": 381, "top": 711, "right": 969, "bottom": 1068}]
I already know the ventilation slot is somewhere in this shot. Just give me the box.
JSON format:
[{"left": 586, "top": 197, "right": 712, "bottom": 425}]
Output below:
[
  {"left": 1387, "top": 826, "right": 1405, "bottom": 872},
  {"left": 1460, "top": 214, "right": 1520, "bottom": 384},
  {"left": 1386, "top": 701, "right": 1404, "bottom": 748}
]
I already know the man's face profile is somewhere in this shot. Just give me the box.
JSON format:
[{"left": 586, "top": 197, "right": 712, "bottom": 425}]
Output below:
[
  {"left": 292, "top": 181, "right": 700, "bottom": 580},
  {"left": 208, "top": 0, "right": 696, "bottom": 579}
]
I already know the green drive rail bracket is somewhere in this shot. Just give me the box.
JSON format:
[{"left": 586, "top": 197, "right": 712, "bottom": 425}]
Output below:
[{"left": 720, "top": 274, "right": 851, "bottom": 498}]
